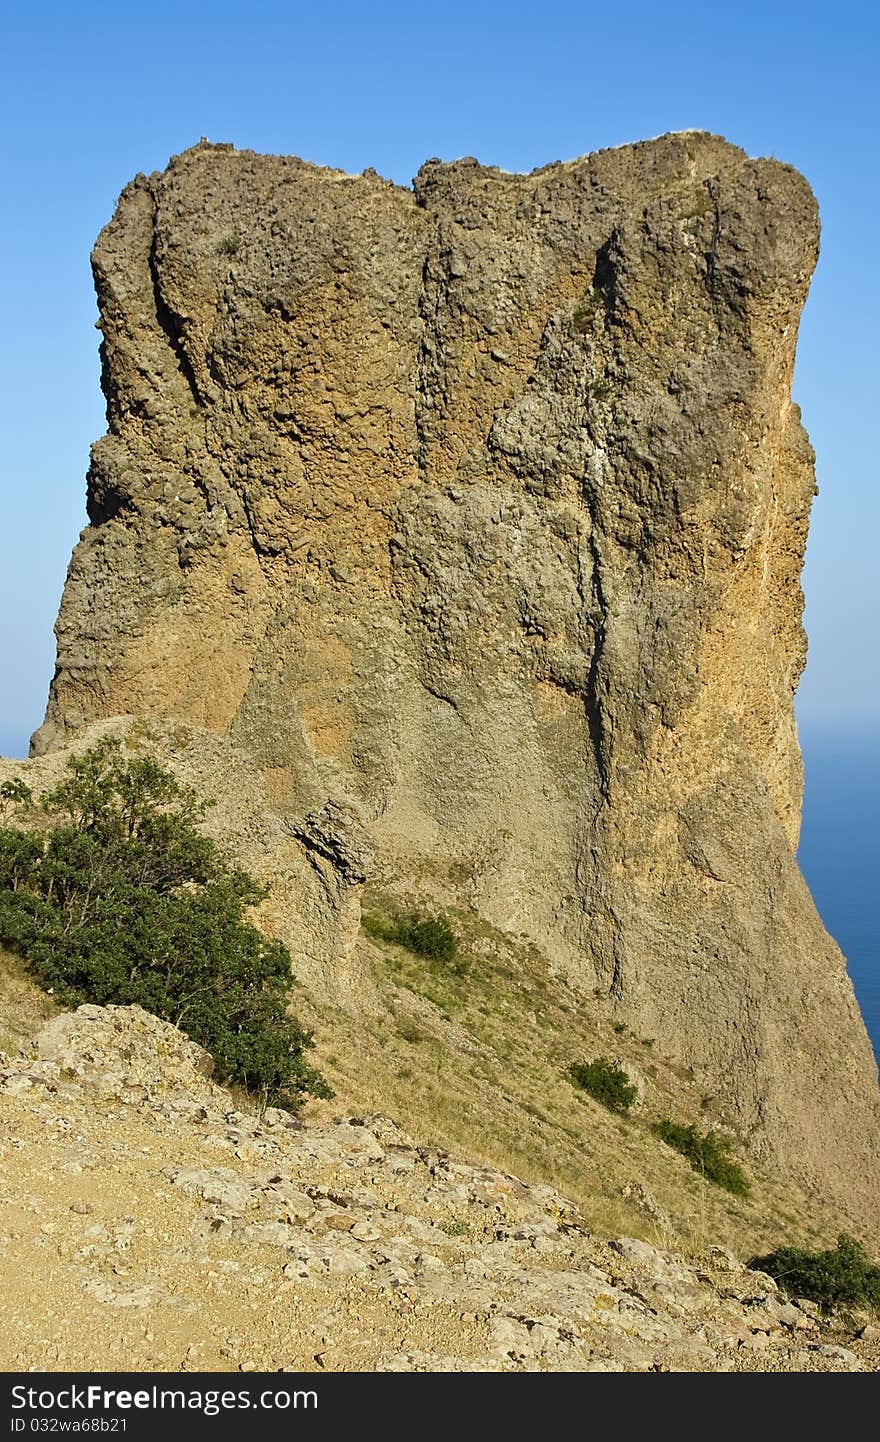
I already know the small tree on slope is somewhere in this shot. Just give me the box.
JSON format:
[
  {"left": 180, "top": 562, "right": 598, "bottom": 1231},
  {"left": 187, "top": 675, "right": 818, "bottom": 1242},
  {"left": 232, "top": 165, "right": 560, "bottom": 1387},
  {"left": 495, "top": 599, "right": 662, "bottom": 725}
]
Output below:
[{"left": 0, "top": 739, "right": 331, "bottom": 1111}]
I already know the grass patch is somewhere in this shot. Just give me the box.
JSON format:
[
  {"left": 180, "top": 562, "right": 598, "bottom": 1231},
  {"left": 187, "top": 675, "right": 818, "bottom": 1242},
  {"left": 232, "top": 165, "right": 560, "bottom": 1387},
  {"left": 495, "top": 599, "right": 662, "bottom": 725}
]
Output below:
[
  {"left": 439, "top": 1219, "right": 470, "bottom": 1238},
  {"left": 395, "top": 1016, "right": 426, "bottom": 1045},
  {"left": 363, "top": 908, "right": 466, "bottom": 974},
  {"left": 0, "top": 946, "right": 57, "bottom": 1055},
  {"left": 652, "top": 1119, "right": 749, "bottom": 1197}
]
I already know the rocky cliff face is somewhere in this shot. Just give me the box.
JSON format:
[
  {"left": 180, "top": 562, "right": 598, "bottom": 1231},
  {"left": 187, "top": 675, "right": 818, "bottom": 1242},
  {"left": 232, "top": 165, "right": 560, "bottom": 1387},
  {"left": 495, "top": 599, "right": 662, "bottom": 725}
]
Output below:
[{"left": 35, "top": 132, "right": 880, "bottom": 1227}]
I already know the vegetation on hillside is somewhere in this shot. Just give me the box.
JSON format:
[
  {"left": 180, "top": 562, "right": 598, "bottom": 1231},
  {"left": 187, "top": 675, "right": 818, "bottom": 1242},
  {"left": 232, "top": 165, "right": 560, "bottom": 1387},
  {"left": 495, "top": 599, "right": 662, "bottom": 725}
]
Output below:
[
  {"left": 363, "top": 908, "right": 466, "bottom": 972},
  {"left": 568, "top": 1056, "right": 637, "bottom": 1113},
  {"left": 752, "top": 1234, "right": 880, "bottom": 1316},
  {"left": 652, "top": 1118, "right": 750, "bottom": 1197},
  {"left": 0, "top": 740, "right": 331, "bottom": 1110}
]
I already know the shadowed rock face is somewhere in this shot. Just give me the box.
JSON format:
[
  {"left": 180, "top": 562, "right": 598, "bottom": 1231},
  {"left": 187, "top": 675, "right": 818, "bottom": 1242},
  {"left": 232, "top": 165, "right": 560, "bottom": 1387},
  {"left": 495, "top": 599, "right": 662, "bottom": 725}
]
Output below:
[{"left": 36, "top": 132, "right": 880, "bottom": 1226}]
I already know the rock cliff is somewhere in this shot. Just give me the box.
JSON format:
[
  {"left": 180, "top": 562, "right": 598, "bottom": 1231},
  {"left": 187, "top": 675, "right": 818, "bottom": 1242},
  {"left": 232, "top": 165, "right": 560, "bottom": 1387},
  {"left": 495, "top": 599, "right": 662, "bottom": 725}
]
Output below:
[{"left": 34, "top": 132, "right": 880, "bottom": 1227}]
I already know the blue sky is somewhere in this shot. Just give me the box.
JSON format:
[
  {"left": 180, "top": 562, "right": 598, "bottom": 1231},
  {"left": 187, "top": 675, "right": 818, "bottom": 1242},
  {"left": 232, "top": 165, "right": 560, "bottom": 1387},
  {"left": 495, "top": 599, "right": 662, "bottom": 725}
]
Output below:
[{"left": 1, "top": 0, "right": 878, "bottom": 756}]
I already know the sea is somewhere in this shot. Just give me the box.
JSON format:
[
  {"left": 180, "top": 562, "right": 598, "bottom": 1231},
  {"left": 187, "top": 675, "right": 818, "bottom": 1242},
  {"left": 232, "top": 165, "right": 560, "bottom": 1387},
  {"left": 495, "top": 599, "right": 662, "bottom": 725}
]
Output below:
[{"left": 798, "top": 725, "right": 880, "bottom": 1066}]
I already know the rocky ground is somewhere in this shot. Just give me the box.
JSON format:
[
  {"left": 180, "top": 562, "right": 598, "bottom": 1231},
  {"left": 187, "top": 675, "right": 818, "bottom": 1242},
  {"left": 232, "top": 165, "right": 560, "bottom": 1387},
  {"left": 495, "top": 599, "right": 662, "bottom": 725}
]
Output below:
[{"left": 0, "top": 1004, "right": 875, "bottom": 1372}]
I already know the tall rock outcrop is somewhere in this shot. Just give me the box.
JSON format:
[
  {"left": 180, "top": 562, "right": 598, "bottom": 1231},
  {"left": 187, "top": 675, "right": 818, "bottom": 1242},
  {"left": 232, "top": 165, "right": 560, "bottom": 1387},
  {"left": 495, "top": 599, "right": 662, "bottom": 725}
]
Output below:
[{"left": 36, "top": 133, "right": 880, "bottom": 1226}]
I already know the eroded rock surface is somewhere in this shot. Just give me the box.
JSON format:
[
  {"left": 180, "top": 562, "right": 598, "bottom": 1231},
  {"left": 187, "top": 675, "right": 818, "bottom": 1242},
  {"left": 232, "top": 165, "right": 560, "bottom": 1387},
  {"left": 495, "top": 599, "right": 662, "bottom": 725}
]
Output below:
[{"left": 31, "top": 133, "right": 880, "bottom": 1223}]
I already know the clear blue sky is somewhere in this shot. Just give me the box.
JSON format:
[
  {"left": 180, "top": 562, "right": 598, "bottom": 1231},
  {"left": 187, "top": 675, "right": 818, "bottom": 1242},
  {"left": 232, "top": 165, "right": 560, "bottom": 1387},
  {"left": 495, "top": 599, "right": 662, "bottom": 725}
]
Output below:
[{"left": 1, "top": 0, "right": 878, "bottom": 757}]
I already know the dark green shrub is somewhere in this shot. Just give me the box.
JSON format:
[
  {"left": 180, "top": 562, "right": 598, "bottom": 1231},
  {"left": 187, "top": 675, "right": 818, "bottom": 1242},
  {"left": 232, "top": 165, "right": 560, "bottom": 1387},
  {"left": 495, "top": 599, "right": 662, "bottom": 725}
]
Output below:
[
  {"left": 751, "top": 1234, "right": 880, "bottom": 1316},
  {"left": 0, "top": 739, "right": 331, "bottom": 1111},
  {"left": 568, "top": 1056, "right": 637, "bottom": 1113},
  {"left": 652, "top": 1119, "right": 750, "bottom": 1196},
  {"left": 363, "top": 908, "right": 465, "bottom": 973},
  {"left": 395, "top": 913, "right": 459, "bottom": 964},
  {"left": 216, "top": 234, "right": 239, "bottom": 256},
  {"left": 0, "top": 778, "right": 33, "bottom": 815}
]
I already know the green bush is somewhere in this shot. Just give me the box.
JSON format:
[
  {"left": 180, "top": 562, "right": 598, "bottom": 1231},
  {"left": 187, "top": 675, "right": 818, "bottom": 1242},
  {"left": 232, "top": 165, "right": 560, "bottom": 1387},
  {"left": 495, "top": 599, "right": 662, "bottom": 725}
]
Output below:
[
  {"left": 0, "top": 778, "right": 33, "bottom": 815},
  {"left": 395, "top": 913, "right": 459, "bottom": 963},
  {"left": 0, "top": 739, "right": 331, "bottom": 1111},
  {"left": 751, "top": 1234, "right": 880, "bottom": 1316},
  {"left": 568, "top": 1056, "right": 637, "bottom": 1113},
  {"left": 364, "top": 908, "right": 465, "bottom": 973},
  {"left": 652, "top": 1119, "right": 750, "bottom": 1196}
]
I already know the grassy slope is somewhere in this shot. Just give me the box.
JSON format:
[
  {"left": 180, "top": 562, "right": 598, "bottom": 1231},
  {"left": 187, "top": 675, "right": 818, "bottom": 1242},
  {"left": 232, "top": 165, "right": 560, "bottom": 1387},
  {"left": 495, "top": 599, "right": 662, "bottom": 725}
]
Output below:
[
  {"left": 301, "top": 890, "right": 855, "bottom": 1261},
  {"left": 1, "top": 726, "right": 867, "bottom": 1264},
  {"left": 0, "top": 908, "right": 855, "bottom": 1262},
  {"left": 0, "top": 945, "right": 57, "bottom": 1055}
]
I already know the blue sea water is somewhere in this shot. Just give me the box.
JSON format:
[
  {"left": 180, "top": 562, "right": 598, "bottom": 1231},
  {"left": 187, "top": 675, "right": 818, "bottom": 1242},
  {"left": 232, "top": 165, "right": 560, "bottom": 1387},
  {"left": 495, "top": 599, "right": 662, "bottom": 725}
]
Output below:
[{"left": 798, "top": 726, "right": 880, "bottom": 1066}]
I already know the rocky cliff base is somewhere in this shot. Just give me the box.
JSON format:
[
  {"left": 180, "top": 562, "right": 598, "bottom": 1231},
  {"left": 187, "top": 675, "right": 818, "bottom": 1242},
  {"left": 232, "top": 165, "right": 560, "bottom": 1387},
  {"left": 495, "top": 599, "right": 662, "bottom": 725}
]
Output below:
[{"left": 0, "top": 1002, "right": 875, "bottom": 1373}]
